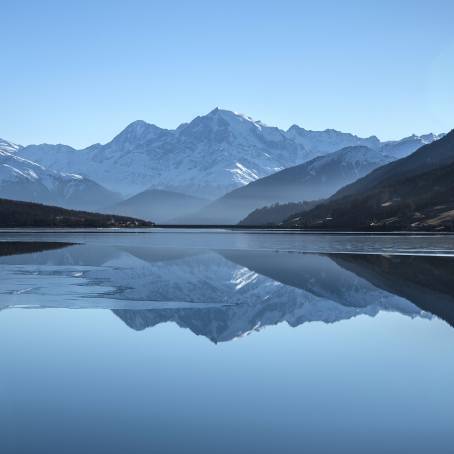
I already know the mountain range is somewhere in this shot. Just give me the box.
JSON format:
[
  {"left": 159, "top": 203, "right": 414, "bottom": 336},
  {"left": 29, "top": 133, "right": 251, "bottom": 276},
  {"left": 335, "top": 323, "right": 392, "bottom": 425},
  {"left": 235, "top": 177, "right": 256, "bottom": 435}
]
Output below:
[
  {"left": 0, "top": 140, "right": 120, "bottom": 211},
  {"left": 181, "top": 145, "right": 393, "bottom": 224},
  {"left": 284, "top": 129, "right": 454, "bottom": 230},
  {"left": 15, "top": 109, "right": 311, "bottom": 198},
  {"left": 1, "top": 108, "right": 445, "bottom": 224}
]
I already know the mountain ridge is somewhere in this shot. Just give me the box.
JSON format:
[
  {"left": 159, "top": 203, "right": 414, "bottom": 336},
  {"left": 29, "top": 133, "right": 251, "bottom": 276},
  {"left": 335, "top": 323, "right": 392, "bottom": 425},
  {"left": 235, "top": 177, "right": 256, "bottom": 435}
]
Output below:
[
  {"left": 284, "top": 130, "right": 454, "bottom": 230},
  {"left": 12, "top": 109, "right": 442, "bottom": 199},
  {"left": 178, "top": 145, "right": 393, "bottom": 224},
  {"left": 0, "top": 145, "right": 121, "bottom": 211}
]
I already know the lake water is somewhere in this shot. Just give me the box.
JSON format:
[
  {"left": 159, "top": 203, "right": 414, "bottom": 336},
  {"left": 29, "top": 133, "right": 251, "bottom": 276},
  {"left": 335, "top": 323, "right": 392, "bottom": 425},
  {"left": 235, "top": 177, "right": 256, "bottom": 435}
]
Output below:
[{"left": 1, "top": 229, "right": 454, "bottom": 453}]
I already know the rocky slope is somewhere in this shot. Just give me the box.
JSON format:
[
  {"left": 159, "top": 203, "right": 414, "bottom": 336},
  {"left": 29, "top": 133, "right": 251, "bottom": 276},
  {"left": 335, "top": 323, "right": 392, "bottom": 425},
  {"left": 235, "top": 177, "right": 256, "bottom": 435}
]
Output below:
[
  {"left": 180, "top": 146, "right": 392, "bottom": 224},
  {"left": 284, "top": 130, "right": 454, "bottom": 230}
]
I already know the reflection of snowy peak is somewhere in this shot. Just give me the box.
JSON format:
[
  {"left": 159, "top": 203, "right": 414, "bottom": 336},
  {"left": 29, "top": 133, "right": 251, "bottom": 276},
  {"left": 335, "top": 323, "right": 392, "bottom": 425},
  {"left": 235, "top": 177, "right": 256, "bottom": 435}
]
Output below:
[
  {"left": 83, "top": 247, "right": 424, "bottom": 342},
  {"left": 0, "top": 243, "right": 432, "bottom": 342},
  {"left": 114, "top": 296, "right": 384, "bottom": 343},
  {"left": 113, "top": 273, "right": 423, "bottom": 343},
  {"left": 88, "top": 250, "right": 288, "bottom": 305},
  {"left": 0, "top": 144, "right": 120, "bottom": 210}
]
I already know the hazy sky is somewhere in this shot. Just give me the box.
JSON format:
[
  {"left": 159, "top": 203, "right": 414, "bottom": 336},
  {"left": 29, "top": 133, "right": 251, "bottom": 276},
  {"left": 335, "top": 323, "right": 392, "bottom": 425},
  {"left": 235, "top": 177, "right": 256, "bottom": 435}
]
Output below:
[{"left": 2, "top": 0, "right": 454, "bottom": 147}]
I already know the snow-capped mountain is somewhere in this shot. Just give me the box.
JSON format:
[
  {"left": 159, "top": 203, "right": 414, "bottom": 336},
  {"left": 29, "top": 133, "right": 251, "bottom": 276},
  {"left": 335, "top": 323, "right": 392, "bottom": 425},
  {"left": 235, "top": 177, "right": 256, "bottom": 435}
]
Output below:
[
  {"left": 17, "top": 109, "right": 308, "bottom": 197},
  {"left": 287, "top": 125, "right": 381, "bottom": 155},
  {"left": 178, "top": 145, "right": 394, "bottom": 224},
  {"left": 287, "top": 126, "right": 444, "bottom": 161},
  {"left": 380, "top": 133, "right": 446, "bottom": 159},
  {"left": 13, "top": 109, "right": 444, "bottom": 200},
  {"left": 0, "top": 143, "right": 120, "bottom": 210}
]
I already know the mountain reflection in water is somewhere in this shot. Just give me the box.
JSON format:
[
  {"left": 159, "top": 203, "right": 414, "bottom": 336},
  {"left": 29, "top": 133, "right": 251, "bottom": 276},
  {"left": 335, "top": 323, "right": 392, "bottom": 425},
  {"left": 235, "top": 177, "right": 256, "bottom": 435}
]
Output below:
[{"left": 0, "top": 241, "right": 453, "bottom": 342}]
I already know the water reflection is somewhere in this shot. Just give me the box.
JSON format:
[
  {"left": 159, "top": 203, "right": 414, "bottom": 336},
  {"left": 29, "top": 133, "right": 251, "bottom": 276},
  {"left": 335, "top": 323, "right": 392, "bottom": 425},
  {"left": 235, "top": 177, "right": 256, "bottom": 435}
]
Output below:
[{"left": 0, "top": 241, "right": 453, "bottom": 342}]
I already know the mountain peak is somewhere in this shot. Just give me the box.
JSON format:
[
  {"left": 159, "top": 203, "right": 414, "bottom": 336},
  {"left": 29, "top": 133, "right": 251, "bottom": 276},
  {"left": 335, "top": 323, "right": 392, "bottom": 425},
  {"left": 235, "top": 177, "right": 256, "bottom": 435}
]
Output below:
[
  {"left": 110, "top": 120, "right": 167, "bottom": 146},
  {"left": 205, "top": 108, "right": 264, "bottom": 126},
  {"left": 123, "top": 119, "right": 160, "bottom": 134},
  {"left": 127, "top": 119, "right": 151, "bottom": 128},
  {"left": 208, "top": 106, "right": 220, "bottom": 115},
  {"left": 178, "top": 108, "right": 267, "bottom": 141}
]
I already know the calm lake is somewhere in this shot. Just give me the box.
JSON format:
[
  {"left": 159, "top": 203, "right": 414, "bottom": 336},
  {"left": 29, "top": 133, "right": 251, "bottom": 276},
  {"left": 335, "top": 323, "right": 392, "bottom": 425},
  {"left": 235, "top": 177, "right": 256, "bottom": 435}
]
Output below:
[{"left": 1, "top": 229, "right": 454, "bottom": 453}]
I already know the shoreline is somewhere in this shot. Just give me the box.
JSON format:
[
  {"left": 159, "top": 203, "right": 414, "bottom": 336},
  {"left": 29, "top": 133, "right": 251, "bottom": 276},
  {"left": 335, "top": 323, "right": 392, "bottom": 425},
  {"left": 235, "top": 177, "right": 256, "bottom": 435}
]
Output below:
[{"left": 0, "top": 226, "right": 453, "bottom": 236}]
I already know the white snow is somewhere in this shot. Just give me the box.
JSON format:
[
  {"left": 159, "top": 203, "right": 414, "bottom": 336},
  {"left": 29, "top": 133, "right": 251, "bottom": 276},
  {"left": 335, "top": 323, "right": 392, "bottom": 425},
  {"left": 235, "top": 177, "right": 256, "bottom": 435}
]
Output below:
[
  {"left": 227, "top": 162, "right": 260, "bottom": 185},
  {"left": 0, "top": 143, "right": 108, "bottom": 206}
]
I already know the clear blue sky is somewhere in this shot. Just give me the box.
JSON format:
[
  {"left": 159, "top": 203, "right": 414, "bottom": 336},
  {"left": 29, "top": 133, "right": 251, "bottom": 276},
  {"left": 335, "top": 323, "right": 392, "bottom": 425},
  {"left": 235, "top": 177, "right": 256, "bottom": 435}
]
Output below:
[{"left": 2, "top": 0, "right": 453, "bottom": 147}]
